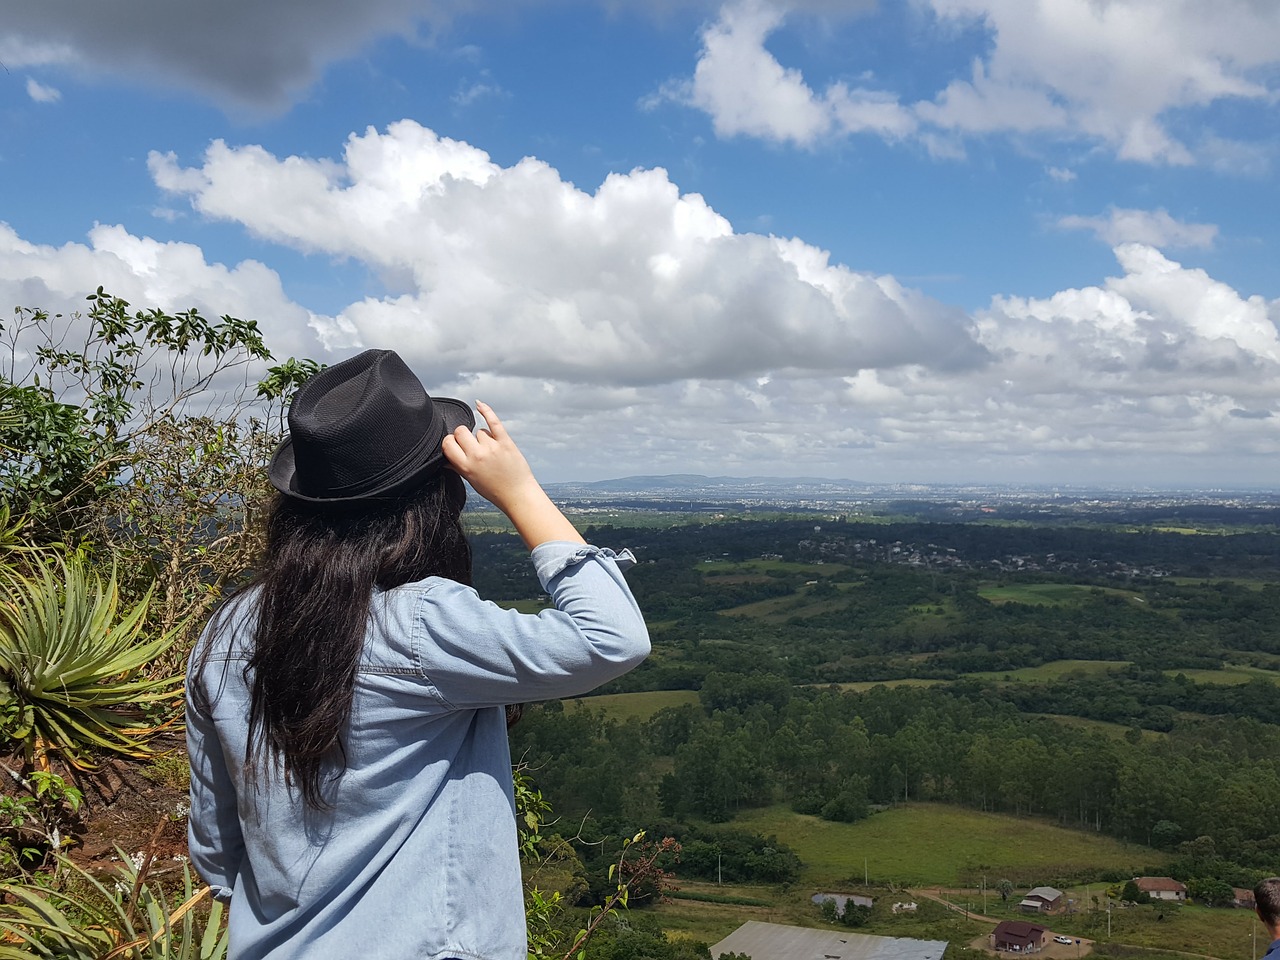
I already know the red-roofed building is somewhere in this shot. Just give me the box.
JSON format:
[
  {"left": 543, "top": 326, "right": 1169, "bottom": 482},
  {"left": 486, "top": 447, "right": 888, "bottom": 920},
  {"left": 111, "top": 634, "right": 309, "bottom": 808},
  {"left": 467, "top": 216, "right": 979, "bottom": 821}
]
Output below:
[
  {"left": 1134, "top": 877, "right": 1187, "bottom": 901},
  {"left": 992, "top": 920, "right": 1047, "bottom": 953}
]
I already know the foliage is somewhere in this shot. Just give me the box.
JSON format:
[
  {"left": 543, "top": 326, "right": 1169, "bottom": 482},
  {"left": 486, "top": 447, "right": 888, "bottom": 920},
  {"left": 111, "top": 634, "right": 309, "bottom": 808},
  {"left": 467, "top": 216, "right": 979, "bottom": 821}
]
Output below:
[
  {"left": 0, "top": 849, "right": 227, "bottom": 959},
  {"left": 1, "top": 291, "right": 320, "bottom": 668},
  {"left": 0, "top": 558, "right": 183, "bottom": 769},
  {"left": 0, "top": 768, "right": 82, "bottom": 874},
  {"left": 1, "top": 290, "right": 268, "bottom": 533}
]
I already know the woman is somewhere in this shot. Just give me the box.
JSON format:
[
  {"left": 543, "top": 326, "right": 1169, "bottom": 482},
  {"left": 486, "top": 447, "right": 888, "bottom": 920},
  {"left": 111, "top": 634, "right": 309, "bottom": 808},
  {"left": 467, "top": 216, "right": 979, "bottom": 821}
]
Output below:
[{"left": 186, "top": 349, "right": 650, "bottom": 960}]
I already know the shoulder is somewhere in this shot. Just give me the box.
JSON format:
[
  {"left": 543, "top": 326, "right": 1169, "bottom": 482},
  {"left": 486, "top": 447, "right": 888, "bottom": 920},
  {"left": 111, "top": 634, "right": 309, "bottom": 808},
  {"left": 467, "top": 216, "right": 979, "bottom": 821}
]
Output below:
[{"left": 192, "top": 587, "right": 261, "bottom": 664}]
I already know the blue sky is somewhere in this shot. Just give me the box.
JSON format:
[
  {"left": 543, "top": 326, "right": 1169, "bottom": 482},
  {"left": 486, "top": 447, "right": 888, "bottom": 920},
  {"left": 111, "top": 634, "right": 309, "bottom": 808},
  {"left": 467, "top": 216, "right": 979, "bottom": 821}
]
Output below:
[{"left": 3, "top": 1, "right": 1279, "bottom": 487}]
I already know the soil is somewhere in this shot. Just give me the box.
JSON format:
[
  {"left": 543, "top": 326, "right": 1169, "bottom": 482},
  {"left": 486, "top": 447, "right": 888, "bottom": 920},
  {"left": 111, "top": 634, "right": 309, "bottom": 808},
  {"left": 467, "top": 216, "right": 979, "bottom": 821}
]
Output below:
[{"left": 2, "top": 733, "right": 191, "bottom": 878}]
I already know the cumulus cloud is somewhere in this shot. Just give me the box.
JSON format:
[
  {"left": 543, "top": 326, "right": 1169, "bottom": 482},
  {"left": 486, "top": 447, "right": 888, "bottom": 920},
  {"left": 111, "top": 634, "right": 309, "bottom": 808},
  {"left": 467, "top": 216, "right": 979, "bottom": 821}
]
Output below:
[
  {"left": 136, "top": 123, "right": 1280, "bottom": 481},
  {"left": 0, "top": 221, "right": 322, "bottom": 371},
  {"left": 1058, "top": 207, "right": 1218, "bottom": 250},
  {"left": 25, "top": 78, "right": 61, "bottom": 103},
  {"left": 650, "top": 0, "right": 916, "bottom": 147},
  {"left": 149, "top": 121, "right": 982, "bottom": 386},
  {"left": 666, "top": 0, "right": 1280, "bottom": 166},
  {"left": 6, "top": 118, "right": 1278, "bottom": 482},
  {"left": 919, "top": 0, "right": 1280, "bottom": 164}
]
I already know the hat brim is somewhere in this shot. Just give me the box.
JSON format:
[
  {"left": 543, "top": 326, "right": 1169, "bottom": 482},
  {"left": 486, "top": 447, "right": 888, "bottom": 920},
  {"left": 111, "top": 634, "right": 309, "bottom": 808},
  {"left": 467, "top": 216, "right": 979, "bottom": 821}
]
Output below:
[{"left": 268, "top": 396, "right": 475, "bottom": 503}]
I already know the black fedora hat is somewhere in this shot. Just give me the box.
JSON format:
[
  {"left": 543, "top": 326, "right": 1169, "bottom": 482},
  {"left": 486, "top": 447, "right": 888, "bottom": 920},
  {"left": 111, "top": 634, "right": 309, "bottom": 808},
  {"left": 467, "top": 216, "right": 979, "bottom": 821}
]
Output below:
[{"left": 269, "top": 349, "right": 474, "bottom": 503}]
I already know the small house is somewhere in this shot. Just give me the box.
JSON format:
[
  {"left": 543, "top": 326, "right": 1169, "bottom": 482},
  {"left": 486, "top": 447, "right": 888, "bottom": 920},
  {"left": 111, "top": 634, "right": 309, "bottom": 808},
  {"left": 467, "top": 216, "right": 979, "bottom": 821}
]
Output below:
[
  {"left": 1234, "top": 887, "right": 1256, "bottom": 910},
  {"left": 1134, "top": 877, "right": 1187, "bottom": 901},
  {"left": 1019, "top": 887, "right": 1064, "bottom": 914},
  {"left": 992, "top": 920, "right": 1047, "bottom": 953}
]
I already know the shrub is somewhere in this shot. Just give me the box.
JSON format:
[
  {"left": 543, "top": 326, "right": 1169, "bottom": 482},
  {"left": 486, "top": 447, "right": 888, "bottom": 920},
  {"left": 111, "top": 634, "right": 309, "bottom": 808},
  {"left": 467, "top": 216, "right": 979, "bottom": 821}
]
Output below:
[{"left": 0, "top": 559, "right": 183, "bottom": 769}]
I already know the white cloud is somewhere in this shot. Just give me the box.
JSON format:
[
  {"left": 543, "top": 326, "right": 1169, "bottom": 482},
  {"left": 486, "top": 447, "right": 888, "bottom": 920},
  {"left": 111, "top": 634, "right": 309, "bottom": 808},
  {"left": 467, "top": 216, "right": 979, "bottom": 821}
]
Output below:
[
  {"left": 134, "top": 124, "right": 1280, "bottom": 482},
  {"left": 917, "top": 0, "right": 1280, "bottom": 164},
  {"left": 25, "top": 77, "right": 61, "bottom": 103},
  {"left": 0, "top": 221, "right": 321, "bottom": 368},
  {"left": 1058, "top": 207, "right": 1218, "bottom": 250},
  {"left": 1046, "top": 166, "right": 1076, "bottom": 183},
  {"left": 653, "top": 0, "right": 916, "bottom": 147},
  {"left": 150, "top": 121, "right": 981, "bottom": 386},
  {"left": 666, "top": 0, "right": 1280, "bottom": 166},
  {"left": 452, "top": 76, "right": 505, "bottom": 107}
]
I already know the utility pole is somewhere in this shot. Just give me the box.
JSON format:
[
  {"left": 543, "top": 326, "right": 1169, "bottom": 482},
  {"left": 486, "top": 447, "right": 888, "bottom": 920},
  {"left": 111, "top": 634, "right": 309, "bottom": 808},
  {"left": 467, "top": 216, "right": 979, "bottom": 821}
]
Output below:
[
  {"left": 1107, "top": 898, "right": 1112, "bottom": 938},
  {"left": 717, "top": 852, "right": 722, "bottom": 886},
  {"left": 864, "top": 857, "right": 868, "bottom": 886},
  {"left": 982, "top": 875, "right": 987, "bottom": 914}
]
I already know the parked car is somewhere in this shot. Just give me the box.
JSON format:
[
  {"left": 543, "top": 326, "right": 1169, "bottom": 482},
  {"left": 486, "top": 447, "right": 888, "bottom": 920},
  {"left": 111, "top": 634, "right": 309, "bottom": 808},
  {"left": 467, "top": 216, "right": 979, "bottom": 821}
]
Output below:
[{"left": 1054, "top": 936, "right": 1073, "bottom": 945}]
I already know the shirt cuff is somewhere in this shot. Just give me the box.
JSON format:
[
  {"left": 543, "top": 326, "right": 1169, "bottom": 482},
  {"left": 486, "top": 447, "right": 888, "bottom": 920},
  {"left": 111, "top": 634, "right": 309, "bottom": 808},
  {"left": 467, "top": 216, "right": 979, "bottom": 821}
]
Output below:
[{"left": 531, "top": 542, "right": 636, "bottom": 586}]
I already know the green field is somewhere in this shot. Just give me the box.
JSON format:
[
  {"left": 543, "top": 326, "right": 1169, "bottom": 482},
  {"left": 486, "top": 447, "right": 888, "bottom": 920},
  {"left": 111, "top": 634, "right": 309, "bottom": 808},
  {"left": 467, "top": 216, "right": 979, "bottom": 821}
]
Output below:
[
  {"left": 494, "top": 598, "right": 553, "bottom": 614},
  {"left": 730, "top": 803, "right": 1164, "bottom": 886},
  {"left": 1029, "top": 713, "right": 1164, "bottom": 740},
  {"left": 964, "top": 659, "right": 1133, "bottom": 682},
  {"left": 979, "top": 583, "right": 1142, "bottom": 605},
  {"left": 566, "top": 689, "right": 699, "bottom": 719},
  {"left": 1163, "top": 665, "right": 1280, "bottom": 685},
  {"left": 820, "top": 678, "right": 945, "bottom": 693}
]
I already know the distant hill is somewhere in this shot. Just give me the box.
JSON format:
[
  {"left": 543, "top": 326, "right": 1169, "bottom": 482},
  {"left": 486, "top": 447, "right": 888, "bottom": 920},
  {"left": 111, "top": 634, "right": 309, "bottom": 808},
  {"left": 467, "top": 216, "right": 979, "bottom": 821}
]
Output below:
[{"left": 543, "top": 474, "right": 884, "bottom": 498}]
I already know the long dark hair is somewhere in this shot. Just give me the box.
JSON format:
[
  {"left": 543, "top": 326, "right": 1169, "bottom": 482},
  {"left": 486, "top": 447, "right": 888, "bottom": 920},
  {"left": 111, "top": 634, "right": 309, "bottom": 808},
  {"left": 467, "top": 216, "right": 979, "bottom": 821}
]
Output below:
[{"left": 244, "top": 470, "right": 471, "bottom": 809}]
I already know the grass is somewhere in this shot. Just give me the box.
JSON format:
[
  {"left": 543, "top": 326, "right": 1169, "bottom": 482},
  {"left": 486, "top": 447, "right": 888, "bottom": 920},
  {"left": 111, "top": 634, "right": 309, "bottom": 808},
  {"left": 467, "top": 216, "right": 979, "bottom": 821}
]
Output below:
[
  {"left": 566, "top": 689, "right": 699, "bottom": 720},
  {"left": 494, "top": 598, "right": 553, "bottom": 614},
  {"left": 937, "top": 887, "right": 1256, "bottom": 960},
  {"left": 1029, "top": 714, "right": 1163, "bottom": 740},
  {"left": 979, "top": 584, "right": 1142, "bottom": 605},
  {"left": 1162, "top": 665, "right": 1280, "bottom": 685},
  {"left": 141, "top": 750, "right": 191, "bottom": 790},
  {"left": 819, "top": 678, "right": 946, "bottom": 693},
  {"left": 719, "top": 592, "right": 852, "bottom": 621},
  {"left": 964, "top": 660, "right": 1133, "bottom": 683},
  {"left": 730, "top": 803, "right": 1164, "bottom": 887}
]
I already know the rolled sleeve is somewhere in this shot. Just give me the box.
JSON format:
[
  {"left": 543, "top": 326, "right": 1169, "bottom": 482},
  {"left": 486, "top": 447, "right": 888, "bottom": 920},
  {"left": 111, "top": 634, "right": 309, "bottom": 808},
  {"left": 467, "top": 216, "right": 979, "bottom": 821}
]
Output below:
[{"left": 414, "top": 542, "right": 649, "bottom": 709}]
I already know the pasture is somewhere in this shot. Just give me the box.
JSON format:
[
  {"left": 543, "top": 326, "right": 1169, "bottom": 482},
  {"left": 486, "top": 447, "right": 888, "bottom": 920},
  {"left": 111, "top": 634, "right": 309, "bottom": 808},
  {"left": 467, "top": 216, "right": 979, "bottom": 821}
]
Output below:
[
  {"left": 1162, "top": 665, "right": 1280, "bottom": 685},
  {"left": 978, "top": 583, "right": 1142, "bottom": 605},
  {"left": 963, "top": 659, "right": 1132, "bottom": 683},
  {"left": 566, "top": 689, "right": 699, "bottom": 720},
  {"left": 729, "top": 803, "right": 1164, "bottom": 887}
]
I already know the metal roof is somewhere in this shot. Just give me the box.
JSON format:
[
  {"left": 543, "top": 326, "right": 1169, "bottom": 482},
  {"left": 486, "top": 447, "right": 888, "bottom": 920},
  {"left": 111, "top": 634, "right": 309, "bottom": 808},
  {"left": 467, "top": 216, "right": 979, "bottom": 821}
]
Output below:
[{"left": 709, "top": 921, "right": 947, "bottom": 960}]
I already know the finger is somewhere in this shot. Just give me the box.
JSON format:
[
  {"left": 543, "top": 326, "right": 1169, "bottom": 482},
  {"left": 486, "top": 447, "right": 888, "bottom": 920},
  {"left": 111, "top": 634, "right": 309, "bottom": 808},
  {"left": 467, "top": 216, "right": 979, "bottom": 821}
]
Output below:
[
  {"left": 441, "top": 433, "right": 466, "bottom": 468},
  {"left": 447, "top": 424, "right": 478, "bottom": 456},
  {"left": 475, "top": 401, "right": 508, "bottom": 440}
]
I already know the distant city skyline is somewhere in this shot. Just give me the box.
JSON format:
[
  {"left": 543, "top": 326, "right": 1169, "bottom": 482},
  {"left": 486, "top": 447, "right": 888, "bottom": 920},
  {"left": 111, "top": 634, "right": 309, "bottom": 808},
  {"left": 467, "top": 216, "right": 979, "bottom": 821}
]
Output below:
[{"left": 4, "top": 1, "right": 1279, "bottom": 486}]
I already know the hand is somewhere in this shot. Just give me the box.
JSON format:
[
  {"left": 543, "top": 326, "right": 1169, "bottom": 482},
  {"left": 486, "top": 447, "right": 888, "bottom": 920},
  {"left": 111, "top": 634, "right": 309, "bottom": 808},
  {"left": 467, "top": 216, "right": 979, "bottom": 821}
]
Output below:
[
  {"left": 441, "top": 401, "right": 537, "bottom": 511},
  {"left": 442, "top": 401, "right": 585, "bottom": 549}
]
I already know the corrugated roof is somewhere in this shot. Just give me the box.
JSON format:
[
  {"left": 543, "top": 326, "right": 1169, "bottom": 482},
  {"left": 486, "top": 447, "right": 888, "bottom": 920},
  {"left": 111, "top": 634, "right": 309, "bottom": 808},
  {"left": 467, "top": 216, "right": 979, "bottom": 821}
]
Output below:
[
  {"left": 1025, "top": 886, "right": 1063, "bottom": 900},
  {"left": 709, "top": 921, "right": 947, "bottom": 960},
  {"left": 1134, "top": 876, "right": 1186, "bottom": 892}
]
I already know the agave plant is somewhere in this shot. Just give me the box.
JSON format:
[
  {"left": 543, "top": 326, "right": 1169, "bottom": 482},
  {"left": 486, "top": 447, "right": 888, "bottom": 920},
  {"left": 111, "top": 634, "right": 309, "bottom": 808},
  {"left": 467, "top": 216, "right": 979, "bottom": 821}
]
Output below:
[
  {"left": 0, "top": 558, "right": 184, "bottom": 769},
  {"left": 0, "top": 850, "right": 228, "bottom": 959}
]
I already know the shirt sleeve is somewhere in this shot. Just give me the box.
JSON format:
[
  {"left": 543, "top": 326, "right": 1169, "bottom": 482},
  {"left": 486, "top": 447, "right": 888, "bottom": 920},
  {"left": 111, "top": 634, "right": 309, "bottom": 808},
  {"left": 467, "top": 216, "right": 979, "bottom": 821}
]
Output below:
[
  {"left": 185, "top": 652, "right": 245, "bottom": 903},
  {"left": 414, "top": 541, "right": 650, "bottom": 709}
]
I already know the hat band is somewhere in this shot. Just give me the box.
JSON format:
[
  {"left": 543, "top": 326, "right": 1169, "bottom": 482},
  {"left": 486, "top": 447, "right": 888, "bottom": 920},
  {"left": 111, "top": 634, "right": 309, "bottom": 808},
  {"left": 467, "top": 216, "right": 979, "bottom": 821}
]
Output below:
[{"left": 315, "top": 407, "right": 444, "bottom": 497}]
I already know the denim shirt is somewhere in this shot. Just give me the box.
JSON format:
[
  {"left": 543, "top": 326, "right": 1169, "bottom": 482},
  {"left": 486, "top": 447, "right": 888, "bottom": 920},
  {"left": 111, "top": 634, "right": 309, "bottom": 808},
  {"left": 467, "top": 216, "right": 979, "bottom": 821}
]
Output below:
[{"left": 186, "top": 542, "right": 649, "bottom": 960}]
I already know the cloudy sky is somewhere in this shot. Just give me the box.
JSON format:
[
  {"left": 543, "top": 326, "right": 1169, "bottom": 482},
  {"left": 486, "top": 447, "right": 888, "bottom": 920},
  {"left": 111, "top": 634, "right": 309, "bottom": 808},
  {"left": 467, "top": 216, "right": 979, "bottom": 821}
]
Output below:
[{"left": 4, "top": 0, "right": 1279, "bottom": 488}]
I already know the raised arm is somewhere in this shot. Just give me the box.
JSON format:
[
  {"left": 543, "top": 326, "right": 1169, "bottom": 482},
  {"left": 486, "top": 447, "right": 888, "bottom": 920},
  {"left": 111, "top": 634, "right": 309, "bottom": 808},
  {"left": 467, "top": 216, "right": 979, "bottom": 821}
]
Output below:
[{"left": 441, "top": 400, "right": 585, "bottom": 550}]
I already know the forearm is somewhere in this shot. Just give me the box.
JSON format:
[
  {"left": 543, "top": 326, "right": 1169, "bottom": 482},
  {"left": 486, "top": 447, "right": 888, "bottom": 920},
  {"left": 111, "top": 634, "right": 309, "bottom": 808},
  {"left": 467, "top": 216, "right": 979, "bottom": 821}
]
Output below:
[{"left": 494, "top": 484, "right": 585, "bottom": 551}]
